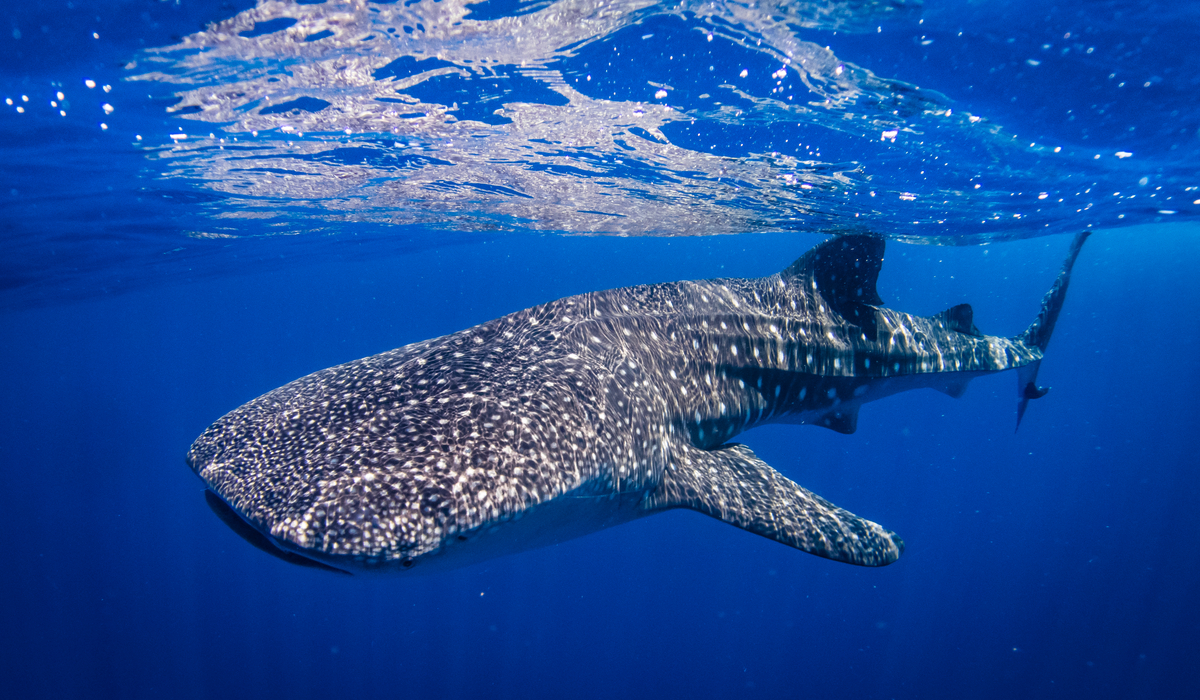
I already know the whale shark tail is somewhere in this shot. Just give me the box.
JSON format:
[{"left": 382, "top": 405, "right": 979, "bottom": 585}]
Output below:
[{"left": 1014, "top": 231, "right": 1091, "bottom": 429}]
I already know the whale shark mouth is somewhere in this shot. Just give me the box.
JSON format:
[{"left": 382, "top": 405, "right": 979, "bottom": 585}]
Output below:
[{"left": 203, "top": 490, "right": 352, "bottom": 576}]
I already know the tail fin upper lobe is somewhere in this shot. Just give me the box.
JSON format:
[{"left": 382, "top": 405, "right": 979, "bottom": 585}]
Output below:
[{"left": 1015, "top": 231, "right": 1091, "bottom": 428}]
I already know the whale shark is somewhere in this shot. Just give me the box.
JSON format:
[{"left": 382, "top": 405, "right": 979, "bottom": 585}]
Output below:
[{"left": 188, "top": 232, "right": 1089, "bottom": 574}]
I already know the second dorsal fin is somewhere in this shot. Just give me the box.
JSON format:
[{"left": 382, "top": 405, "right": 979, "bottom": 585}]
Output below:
[{"left": 933, "top": 303, "right": 982, "bottom": 337}]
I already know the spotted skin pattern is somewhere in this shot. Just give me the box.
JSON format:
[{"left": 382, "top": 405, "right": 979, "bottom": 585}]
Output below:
[{"left": 188, "top": 233, "right": 1089, "bottom": 573}]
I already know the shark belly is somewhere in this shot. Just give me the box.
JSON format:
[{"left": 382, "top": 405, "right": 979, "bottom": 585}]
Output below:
[{"left": 298, "top": 485, "right": 650, "bottom": 575}]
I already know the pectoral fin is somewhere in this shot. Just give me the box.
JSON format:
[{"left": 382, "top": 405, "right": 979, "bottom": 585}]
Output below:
[
  {"left": 647, "top": 443, "right": 904, "bottom": 566},
  {"left": 933, "top": 303, "right": 982, "bottom": 337}
]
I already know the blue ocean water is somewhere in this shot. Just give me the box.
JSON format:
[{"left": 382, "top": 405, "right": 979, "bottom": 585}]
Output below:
[{"left": 2, "top": 1, "right": 1198, "bottom": 698}]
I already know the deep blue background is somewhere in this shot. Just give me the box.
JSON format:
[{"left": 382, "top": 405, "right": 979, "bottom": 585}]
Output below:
[
  {"left": 3, "top": 225, "right": 1198, "bottom": 699},
  {"left": 4, "top": 0, "right": 1200, "bottom": 697}
]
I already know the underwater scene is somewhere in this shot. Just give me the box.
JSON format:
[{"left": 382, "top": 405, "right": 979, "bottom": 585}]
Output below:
[{"left": 2, "top": 1, "right": 1198, "bottom": 698}]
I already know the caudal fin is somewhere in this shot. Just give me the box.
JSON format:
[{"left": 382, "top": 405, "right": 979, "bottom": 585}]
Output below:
[{"left": 1015, "top": 231, "right": 1091, "bottom": 428}]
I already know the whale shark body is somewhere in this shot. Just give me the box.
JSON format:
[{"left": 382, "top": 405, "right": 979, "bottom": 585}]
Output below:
[{"left": 188, "top": 232, "right": 1089, "bottom": 574}]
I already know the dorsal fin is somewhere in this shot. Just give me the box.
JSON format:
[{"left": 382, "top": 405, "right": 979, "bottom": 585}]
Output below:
[
  {"left": 782, "top": 235, "right": 884, "bottom": 339},
  {"left": 933, "top": 303, "right": 982, "bottom": 337},
  {"left": 782, "top": 234, "right": 886, "bottom": 307}
]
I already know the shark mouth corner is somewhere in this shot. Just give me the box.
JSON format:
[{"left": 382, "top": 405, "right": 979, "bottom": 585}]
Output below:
[{"left": 202, "top": 490, "right": 352, "bottom": 576}]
